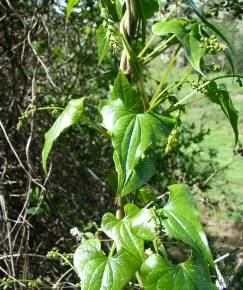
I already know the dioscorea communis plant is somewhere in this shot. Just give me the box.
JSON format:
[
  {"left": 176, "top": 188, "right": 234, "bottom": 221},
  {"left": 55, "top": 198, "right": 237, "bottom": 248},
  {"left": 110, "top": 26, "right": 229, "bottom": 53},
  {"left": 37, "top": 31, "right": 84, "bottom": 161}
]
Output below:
[{"left": 41, "top": 0, "right": 242, "bottom": 289}]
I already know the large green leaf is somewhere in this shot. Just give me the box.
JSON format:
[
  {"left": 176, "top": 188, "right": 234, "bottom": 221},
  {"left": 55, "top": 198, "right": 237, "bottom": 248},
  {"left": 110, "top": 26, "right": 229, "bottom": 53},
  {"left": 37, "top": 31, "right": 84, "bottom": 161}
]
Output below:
[
  {"left": 101, "top": 208, "right": 144, "bottom": 260},
  {"left": 152, "top": 19, "right": 188, "bottom": 38},
  {"left": 42, "top": 98, "right": 84, "bottom": 174},
  {"left": 161, "top": 184, "right": 214, "bottom": 268},
  {"left": 74, "top": 239, "right": 139, "bottom": 290},
  {"left": 96, "top": 24, "right": 110, "bottom": 65},
  {"left": 112, "top": 72, "right": 143, "bottom": 113},
  {"left": 152, "top": 19, "right": 205, "bottom": 74},
  {"left": 99, "top": 95, "right": 174, "bottom": 195},
  {"left": 206, "top": 81, "right": 238, "bottom": 146},
  {"left": 66, "top": 0, "right": 79, "bottom": 22},
  {"left": 141, "top": 254, "right": 217, "bottom": 290}
]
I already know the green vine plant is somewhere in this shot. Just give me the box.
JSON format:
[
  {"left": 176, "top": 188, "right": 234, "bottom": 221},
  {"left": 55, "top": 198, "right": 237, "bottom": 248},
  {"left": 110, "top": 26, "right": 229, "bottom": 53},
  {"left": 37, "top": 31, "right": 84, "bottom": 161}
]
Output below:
[{"left": 39, "top": 0, "right": 243, "bottom": 289}]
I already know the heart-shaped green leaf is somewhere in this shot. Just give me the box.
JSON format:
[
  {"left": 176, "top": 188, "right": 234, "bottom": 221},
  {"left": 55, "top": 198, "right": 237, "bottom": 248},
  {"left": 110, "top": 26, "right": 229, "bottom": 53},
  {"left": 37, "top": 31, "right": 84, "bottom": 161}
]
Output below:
[
  {"left": 152, "top": 19, "right": 205, "bottom": 74},
  {"left": 141, "top": 254, "right": 217, "bottom": 290},
  {"left": 74, "top": 239, "right": 139, "bottom": 290},
  {"left": 161, "top": 184, "right": 214, "bottom": 268},
  {"left": 125, "top": 204, "right": 157, "bottom": 241},
  {"left": 206, "top": 81, "right": 238, "bottom": 146},
  {"left": 101, "top": 210, "right": 144, "bottom": 260},
  {"left": 42, "top": 98, "right": 85, "bottom": 174},
  {"left": 100, "top": 93, "right": 174, "bottom": 195}
]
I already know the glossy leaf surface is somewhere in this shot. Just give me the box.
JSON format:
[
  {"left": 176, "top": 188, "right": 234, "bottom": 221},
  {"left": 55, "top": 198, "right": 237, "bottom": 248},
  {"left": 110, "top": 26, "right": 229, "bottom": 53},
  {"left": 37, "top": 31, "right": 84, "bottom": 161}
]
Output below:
[
  {"left": 126, "top": 204, "right": 157, "bottom": 241},
  {"left": 206, "top": 81, "right": 238, "bottom": 146},
  {"left": 101, "top": 210, "right": 144, "bottom": 260},
  {"left": 119, "top": 156, "right": 156, "bottom": 196},
  {"left": 141, "top": 254, "right": 217, "bottom": 290},
  {"left": 152, "top": 19, "right": 205, "bottom": 73},
  {"left": 42, "top": 98, "right": 84, "bottom": 174},
  {"left": 161, "top": 184, "right": 214, "bottom": 268},
  {"left": 100, "top": 89, "right": 174, "bottom": 195},
  {"left": 96, "top": 24, "right": 110, "bottom": 65},
  {"left": 74, "top": 239, "right": 139, "bottom": 290}
]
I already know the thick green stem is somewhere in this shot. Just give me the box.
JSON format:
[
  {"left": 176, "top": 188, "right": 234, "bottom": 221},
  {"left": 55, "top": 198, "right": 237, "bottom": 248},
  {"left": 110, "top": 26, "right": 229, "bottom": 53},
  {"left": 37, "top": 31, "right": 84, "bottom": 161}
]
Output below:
[
  {"left": 108, "top": 242, "right": 117, "bottom": 258},
  {"left": 82, "top": 116, "right": 110, "bottom": 137},
  {"left": 121, "top": 12, "right": 149, "bottom": 110},
  {"left": 138, "top": 35, "right": 156, "bottom": 58},
  {"left": 136, "top": 271, "right": 144, "bottom": 289},
  {"left": 150, "top": 46, "right": 181, "bottom": 107},
  {"left": 142, "top": 35, "right": 176, "bottom": 64}
]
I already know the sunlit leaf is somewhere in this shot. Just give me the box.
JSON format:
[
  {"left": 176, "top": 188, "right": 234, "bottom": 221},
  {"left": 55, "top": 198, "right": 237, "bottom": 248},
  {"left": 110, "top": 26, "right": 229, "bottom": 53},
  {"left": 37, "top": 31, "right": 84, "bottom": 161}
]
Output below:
[
  {"left": 161, "top": 184, "right": 214, "bottom": 268},
  {"left": 126, "top": 204, "right": 157, "bottom": 241},
  {"left": 66, "top": 0, "right": 79, "bottom": 23},
  {"left": 74, "top": 239, "right": 139, "bottom": 290},
  {"left": 96, "top": 24, "right": 110, "bottom": 65},
  {"left": 152, "top": 19, "right": 205, "bottom": 74},
  {"left": 206, "top": 81, "right": 238, "bottom": 146},
  {"left": 141, "top": 253, "right": 217, "bottom": 290},
  {"left": 42, "top": 98, "right": 84, "bottom": 174},
  {"left": 101, "top": 209, "right": 144, "bottom": 260}
]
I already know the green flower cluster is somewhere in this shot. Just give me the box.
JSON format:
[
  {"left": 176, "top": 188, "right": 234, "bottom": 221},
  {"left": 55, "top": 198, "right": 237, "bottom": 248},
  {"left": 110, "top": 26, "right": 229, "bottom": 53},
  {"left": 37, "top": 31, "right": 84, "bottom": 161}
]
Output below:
[
  {"left": 47, "top": 247, "right": 73, "bottom": 266},
  {"left": 107, "top": 24, "right": 122, "bottom": 55},
  {"left": 200, "top": 35, "right": 227, "bottom": 54},
  {"left": 189, "top": 80, "right": 207, "bottom": 94},
  {"left": 17, "top": 112, "right": 31, "bottom": 130}
]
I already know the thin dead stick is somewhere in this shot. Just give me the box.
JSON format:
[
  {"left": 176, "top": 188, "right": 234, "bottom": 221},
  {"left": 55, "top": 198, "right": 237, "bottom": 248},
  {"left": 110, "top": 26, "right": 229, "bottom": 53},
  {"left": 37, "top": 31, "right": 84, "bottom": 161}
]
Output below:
[
  {"left": 214, "top": 249, "right": 240, "bottom": 264},
  {"left": 0, "top": 253, "right": 55, "bottom": 261},
  {"left": 27, "top": 20, "right": 57, "bottom": 88},
  {"left": 53, "top": 268, "right": 73, "bottom": 289},
  {"left": 202, "top": 157, "right": 236, "bottom": 188},
  {"left": 0, "top": 265, "right": 26, "bottom": 287},
  {"left": 0, "top": 195, "right": 15, "bottom": 280},
  {"left": 0, "top": 120, "right": 45, "bottom": 191}
]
